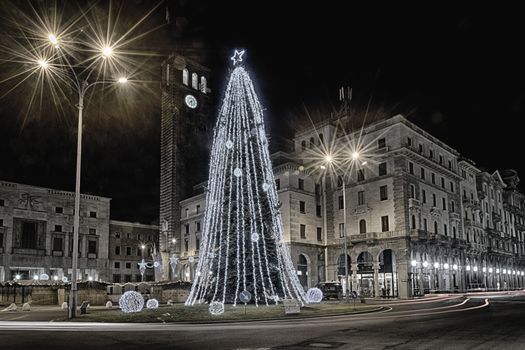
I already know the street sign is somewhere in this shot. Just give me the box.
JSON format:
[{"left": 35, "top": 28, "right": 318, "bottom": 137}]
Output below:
[
  {"left": 239, "top": 290, "right": 252, "bottom": 303},
  {"left": 351, "top": 291, "right": 358, "bottom": 299}
]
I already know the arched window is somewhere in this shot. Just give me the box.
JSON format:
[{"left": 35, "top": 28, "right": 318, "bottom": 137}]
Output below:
[
  {"left": 434, "top": 221, "right": 438, "bottom": 234},
  {"left": 200, "top": 76, "right": 207, "bottom": 93},
  {"left": 359, "top": 219, "right": 367, "bottom": 233},
  {"left": 297, "top": 254, "right": 308, "bottom": 289},
  {"left": 301, "top": 141, "right": 306, "bottom": 151},
  {"left": 411, "top": 215, "right": 416, "bottom": 229},
  {"left": 191, "top": 72, "right": 198, "bottom": 89},
  {"left": 182, "top": 68, "right": 189, "bottom": 86},
  {"left": 309, "top": 137, "right": 315, "bottom": 149}
]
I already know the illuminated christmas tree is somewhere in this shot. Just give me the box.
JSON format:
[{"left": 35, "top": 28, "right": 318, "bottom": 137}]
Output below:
[{"left": 185, "top": 50, "right": 307, "bottom": 308}]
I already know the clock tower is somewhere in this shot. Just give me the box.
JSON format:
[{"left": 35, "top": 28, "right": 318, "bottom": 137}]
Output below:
[{"left": 159, "top": 53, "right": 212, "bottom": 280}]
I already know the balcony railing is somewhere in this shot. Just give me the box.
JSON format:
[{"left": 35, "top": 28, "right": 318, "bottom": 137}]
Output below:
[{"left": 492, "top": 212, "right": 502, "bottom": 223}]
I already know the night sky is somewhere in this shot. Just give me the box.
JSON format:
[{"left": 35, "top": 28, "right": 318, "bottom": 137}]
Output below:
[{"left": 1, "top": 1, "right": 524, "bottom": 224}]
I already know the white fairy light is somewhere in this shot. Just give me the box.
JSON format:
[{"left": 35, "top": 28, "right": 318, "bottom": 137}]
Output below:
[
  {"left": 119, "top": 291, "right": 144, "bottom": 313},
  {"left": 306, "top": 288, "right": 323, "bottom": 303},
  {"left": 233, "top": 168, "right": 242, "bottom": 177},
  {"left": 209, "top": 301, "right": 225, "bottom": 315},
  {"left": 146, "top": 299, "right": 159, "bottom": 309},
  {"left": 185, "top": 51, "right": 307, "bottom": 308}
]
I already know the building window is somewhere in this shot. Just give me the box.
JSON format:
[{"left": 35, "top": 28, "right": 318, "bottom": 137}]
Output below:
[
  {"left": 338, "top": 196, "right": 344, "bottom": 210},
  {"left": 358, "top": 191, "right": 365, "bottom": 205},
  {"left": 317, "top": 227, "right": 322, "bottom": 242},
  {"left": 196, "top": 236, "right": 200, "bottom": 249},
  {"left": 380, "top": 185, "right": 388, "bottom": 201},
  {"left": 21, "top": 221, "right": 38, "bottom": 249},
  {"left": 409, "top": 162, "right": 414, "bottom": 175},
  {"left": 125, "top": 275, "right": 132, "bottom": 283},
  {"left": 381, "top": 216, "right": 389, "bottom": 232},
  {"left": 337, "top": 175, "right": 343, "bottom": 187},
  {"left": 450, "top": 182, "right": 454, "bottom": 192},
  {"left": 407, "top": 137, "right": 412, "bottom": 147},
  {"left": 309, "top": 137, "right": 315, "bottom": 149},
  {"left": 185, "top": 224, "right": 190, "bottom": 235},
  {"left": 301, "top": 141, "right": 306, "bottom": 151},
  {"left": 89, "top": 228, "right": 96, "bottom": 235},
  {"left": 359, "top": 219, "right": 367, "bottom": 233},
  {"left": 275, "top": 178, "right": 281, "bottom": 190},
  {"left": 378, "top": 162, "right": 387, "bottom": 176},
  {"left": 55, "top": 206, "right": 63, "bottom": 214},
  {"left": 126, "top": 247, "right": 132, "bottom": 256},
  {"left": 424, "top": 219, "right": 428, "bottom": 231},
  {"left": 409, "top": 184, "right": 415, "bottom": 199},
  {"left": 315, "top": 183, "right": 321, "bottom": 195},
  {"left": 431, "top": 173, "right": 436, "bottom": 185},
  {"left": 298, "top": 178, "right": 304, "bottom": 190},
  {"left": 357, "top": 169, "right": 365, "bottom": 181},
  {"left": 185, "top": 208, "right": 189, "bottom": 217},
  {"left": 377, "top": 138, "right": 386, "bottom": 149},
  {"left": 429, "top": 149, "right": 434, "bottom": 159},
  {"left": 420, "top": 168, "right": 425, "bottom": 180},
  {"left": 339, "top": 223, "right": 345, "bottom": 238},
  {"left": 448, "top": 160, "right": 452, "bottom": 170},
  {"left": 89, "top": 211, "right": 97, "bottom": 218},
  {"left": 196, "top": 205, "right": 201, "bottom": 214},
  {"left": 444, "top": 224, "right": 448, "bottom": 236},
  {"left": 115, "top": 246, "right": 120, "bottom": 255},
  {"left": 441, "top": 177, "right": 445, "bottom": 188},
  {"left": 316, "top": 205, "right": 322, "bottom": 217},
  {"left": 422, "top": 189, "right": 426, "bottom": 204},
  {"left": 125, "top": 262, "right": 131, "bottom": 269},
  {"left": 439, "top": 155, "right": 443, "bottom": 164},
  {"left": 453, "top": 226, "right": 457, "bottom": 239},
  {"left": 182, "top": 68, "right": 189, "bottom": 85},
  {"left": 185, "top": 239, "right": 189, "bottom": 251},
  {"left": 53, "top": 237, "right": 63, "bottom": 251},
  {"left": 191, "top": 73, "right": 198, "bottom": 89},
  {"left": 451, "top": 201, "right": 455, "bottom": 212},
  {"left": 434, "top": 221, "right": 438, "bottom": 234},
  {"left": 300, "top": 201, "right": 306, "bottom": 213},
  {"left": 196, "top": 221, "right": 201, "bottom": 231},
  {"left": 0, "top": 199, "right": 4, "bottom": 206},
  {"left": 54, "top": 225, "right": 62, "bottom": 232},
  {"left": 0, "top": 219, "right": 3, "bottom": 227},
  {"left": 113, "top": 274, "right": 121, "bottom": 283},
  {"left": 442, "top": 198, "right": 447, "bottom": 210},
  {"left": 200, "top": 76, "right": 207, "bottom": 93},
  {"left": 411, "top": 215, "right": 416, "bottom": 229},
  {"left": 88, "top": 241, "right": 97, "bottom": 255},
  {"left": 114, "top": 262, "right": 120, "bottom": 269},
  {"left": 115, "top": 231, "right": 121, "bottom": 238},
  {"left": 300, "top": 224, "right": 306, "bottom": 239},
  {"left": 418, "top": 144, "right": 423, "bottom": 153},
  {"left": 432, "top": 194, "right": 437, "bottom": 207}
]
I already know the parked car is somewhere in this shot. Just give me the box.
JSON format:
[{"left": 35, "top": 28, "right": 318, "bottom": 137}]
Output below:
[{"left": 317, "top": 282, "right": 343, "bottom": 300}]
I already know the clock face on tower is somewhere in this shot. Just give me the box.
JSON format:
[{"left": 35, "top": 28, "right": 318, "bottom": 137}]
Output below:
[{"left": 185, "top": 94, "right": 198, "bottom": 109}]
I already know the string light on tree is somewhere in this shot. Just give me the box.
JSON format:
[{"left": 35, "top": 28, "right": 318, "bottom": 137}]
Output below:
[{"left": 185, "top": 50, "right": 307, "bottom": 308}]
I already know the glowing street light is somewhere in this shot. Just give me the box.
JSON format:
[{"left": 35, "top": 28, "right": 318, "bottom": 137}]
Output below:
[
  {"left": 324, "top": 154, "right": 333, "bottom": 163},
  {"left": 37, "top": 59, "right": 48, "bottom": 69},
  {"left": 351, "top": 151, "right": 360, "bottom": 160},
  {"left": 118, "top": 77, "right": 128, "bottom": 84},
  {"left": 48, "top": 33, "right": 58, "bottom": 46},
  {"left": 102, "top": 46, "right": 113, "bottom": 58}
]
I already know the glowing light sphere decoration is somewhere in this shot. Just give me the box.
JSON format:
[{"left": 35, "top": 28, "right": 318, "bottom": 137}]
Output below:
[
  {"left": 185, "top": 50, "right": 307, "bottom": 308},
  {"left": 119, "top": 291, "right": 144, "bottom": 313},
  {"left": 146, "top": 298, "right": 159, "bottom": 309},
  {"left": 306, "top": 288, "right": 323, "bottom": 303},
  {"left": 209, "top": 301, "right": 225, "bottom": 316}
]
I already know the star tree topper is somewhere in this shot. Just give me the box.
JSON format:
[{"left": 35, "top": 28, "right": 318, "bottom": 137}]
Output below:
[{"left": 230, "top": 49, "right": 245, "bottom": 66}]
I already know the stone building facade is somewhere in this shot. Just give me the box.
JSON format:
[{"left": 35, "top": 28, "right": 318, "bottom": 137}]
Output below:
[
  {"left": 108, "top": 220, "right": 160, "bottom": 283},
  {"left": 177, "top": 114, "right": 525, "bottom": 298},
  {"left": 0, "top": 180, "right": 110, "bottom": 282}
]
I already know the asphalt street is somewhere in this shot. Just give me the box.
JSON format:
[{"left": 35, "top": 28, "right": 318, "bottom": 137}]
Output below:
[{"left": 1, "top": 292, "right": 524, "bottom": 350}]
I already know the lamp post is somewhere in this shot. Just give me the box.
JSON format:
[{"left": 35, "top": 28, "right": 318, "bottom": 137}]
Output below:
[{"left": 39, "top": 39, "right": 128, "bottom": 319}]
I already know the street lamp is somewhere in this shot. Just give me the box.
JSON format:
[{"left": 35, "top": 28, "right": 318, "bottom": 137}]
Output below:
[{"left": 41, "top": 40, "right": 129, "bottom": 318}]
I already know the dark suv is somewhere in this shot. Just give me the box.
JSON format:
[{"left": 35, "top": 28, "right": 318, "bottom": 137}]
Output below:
[{"left": 317, "top": 282, "right": 343, "bottom": 300}]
